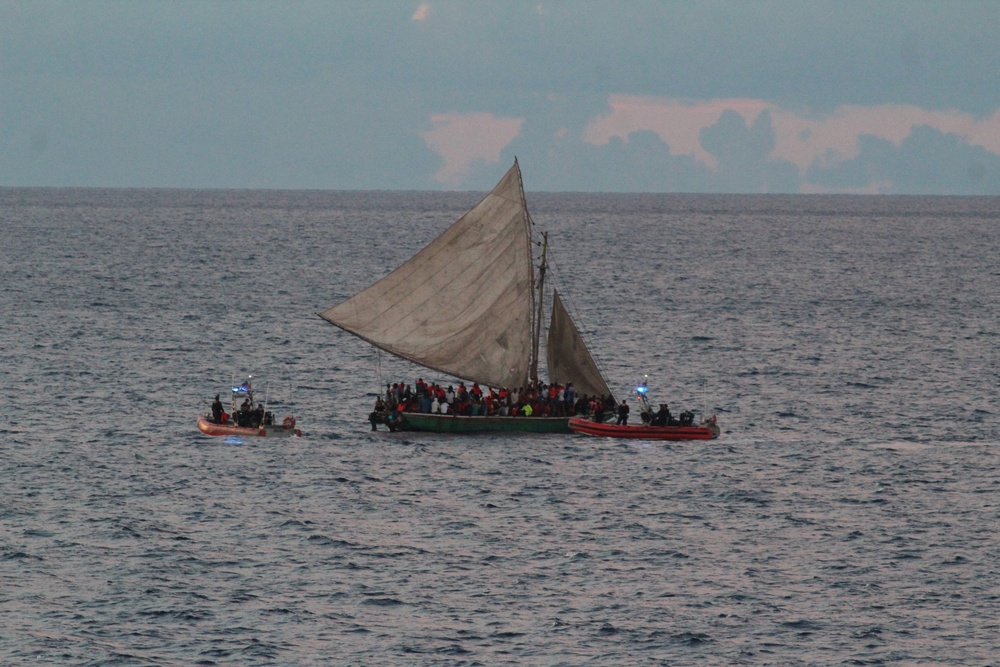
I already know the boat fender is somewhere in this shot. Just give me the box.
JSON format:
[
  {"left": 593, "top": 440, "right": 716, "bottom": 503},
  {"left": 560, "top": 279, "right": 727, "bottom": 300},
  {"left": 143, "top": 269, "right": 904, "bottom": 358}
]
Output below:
[
  {"left": 283, "top": 416, "right": 296, "bottom": 429},
  {"left": 259, "top": 429, "right": 267, "bottom": 437}
]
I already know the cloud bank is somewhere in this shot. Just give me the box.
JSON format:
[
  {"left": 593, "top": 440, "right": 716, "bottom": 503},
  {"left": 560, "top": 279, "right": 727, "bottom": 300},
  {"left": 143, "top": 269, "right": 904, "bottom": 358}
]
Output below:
[{"left": 423, "top": 97, "right": 1000, "bottom": 194}]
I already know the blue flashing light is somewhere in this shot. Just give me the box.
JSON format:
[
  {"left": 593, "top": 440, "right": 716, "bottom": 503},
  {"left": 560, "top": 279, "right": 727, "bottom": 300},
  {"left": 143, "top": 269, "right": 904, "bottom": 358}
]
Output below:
[{"left": 636, "top": 385, "right": 647, "bottom": 394}]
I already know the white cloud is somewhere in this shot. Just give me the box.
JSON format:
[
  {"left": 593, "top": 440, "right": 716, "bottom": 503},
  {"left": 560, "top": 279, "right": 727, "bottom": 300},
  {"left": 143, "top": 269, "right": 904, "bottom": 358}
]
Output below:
[{"left": 421, "top": 112, "right": 524, "bottom": 186}]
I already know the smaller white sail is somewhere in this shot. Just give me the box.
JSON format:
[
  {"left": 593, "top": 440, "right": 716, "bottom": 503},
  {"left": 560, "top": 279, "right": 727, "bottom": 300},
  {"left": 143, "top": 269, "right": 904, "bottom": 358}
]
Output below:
[{"left": 546, "top": 290, "right": 613, "bottom": 400}]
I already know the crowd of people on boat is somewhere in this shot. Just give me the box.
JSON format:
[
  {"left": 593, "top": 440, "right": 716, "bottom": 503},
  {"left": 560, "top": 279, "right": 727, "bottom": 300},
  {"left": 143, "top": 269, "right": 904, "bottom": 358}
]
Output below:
[
  {"left": 208, "top": 394, "right": 273, "bottom": 428},
  {"left": 629, "top": 380, "right": 698, "bottom": 427},
  {"left": 640, "top": 403, "right": 696, "bottom": 427},
  {"left": 369, "top": 378, "right": 618, "bottom": 430}
]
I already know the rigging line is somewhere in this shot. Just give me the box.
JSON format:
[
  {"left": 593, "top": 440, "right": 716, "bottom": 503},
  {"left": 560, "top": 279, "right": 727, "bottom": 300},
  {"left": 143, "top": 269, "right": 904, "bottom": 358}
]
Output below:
[{"left": 374, "top": 348, "right": 384, "bottom": 396}]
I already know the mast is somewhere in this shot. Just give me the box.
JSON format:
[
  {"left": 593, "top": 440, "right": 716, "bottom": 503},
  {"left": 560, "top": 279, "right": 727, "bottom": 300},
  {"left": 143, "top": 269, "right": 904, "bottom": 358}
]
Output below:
[
  {"left": 515, "top": 156, "right": 544, "bottom": 385},
  {"left": 531, "top": 231, "right": 548, "bottom": 384}
]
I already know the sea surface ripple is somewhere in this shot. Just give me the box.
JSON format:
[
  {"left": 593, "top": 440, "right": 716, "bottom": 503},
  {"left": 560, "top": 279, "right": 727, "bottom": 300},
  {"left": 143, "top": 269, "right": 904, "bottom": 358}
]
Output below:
[{"left": 2, "top": 188, "right": 999, "bottom": 665}]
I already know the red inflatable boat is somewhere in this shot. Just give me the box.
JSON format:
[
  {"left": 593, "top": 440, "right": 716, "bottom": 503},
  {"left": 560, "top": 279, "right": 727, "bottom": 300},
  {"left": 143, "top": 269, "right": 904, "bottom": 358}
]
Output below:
[{"left": 568, "top": 415, "right": 719, "bottom": 441}]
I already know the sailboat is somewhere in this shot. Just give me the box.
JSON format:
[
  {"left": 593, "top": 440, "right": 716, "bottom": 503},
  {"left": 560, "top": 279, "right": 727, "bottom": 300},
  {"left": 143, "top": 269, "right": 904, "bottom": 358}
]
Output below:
[{"left": 319, "top": 159, "right": 614, "bottom": 433}]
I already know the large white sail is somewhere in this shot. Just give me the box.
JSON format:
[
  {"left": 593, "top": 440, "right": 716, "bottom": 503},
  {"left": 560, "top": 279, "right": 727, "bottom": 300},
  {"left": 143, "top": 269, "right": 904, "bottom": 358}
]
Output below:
[
  {"left": 319, "top": 162, "right": 536, "bottom": 390},
  {"left": 546, "top": 289, "right": 613, "bottom": 400}
]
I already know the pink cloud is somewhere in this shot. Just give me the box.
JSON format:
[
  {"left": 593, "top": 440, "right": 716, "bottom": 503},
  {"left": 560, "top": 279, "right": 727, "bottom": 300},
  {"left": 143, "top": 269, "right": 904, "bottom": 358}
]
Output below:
[
  {"left": 412, "top": 3, "right": 430, "bottom": 22},
  {"left": 421, "top": 112, "right": 524, "bottom": 186},
  {"left": 771, "top": 105, "right": 1000, "bottom": 169},
  {"left": 585, "top": 95, "right": 1000, "bottom": 172},
  {"left": 584, "top": 96, "right": 771, "bottom": 168}
]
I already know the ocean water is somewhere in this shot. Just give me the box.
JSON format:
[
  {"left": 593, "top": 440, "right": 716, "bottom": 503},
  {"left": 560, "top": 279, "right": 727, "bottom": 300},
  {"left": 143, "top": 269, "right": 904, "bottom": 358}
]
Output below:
[{"left": 2, "top": 187, "right": 999, "bottom": 665}]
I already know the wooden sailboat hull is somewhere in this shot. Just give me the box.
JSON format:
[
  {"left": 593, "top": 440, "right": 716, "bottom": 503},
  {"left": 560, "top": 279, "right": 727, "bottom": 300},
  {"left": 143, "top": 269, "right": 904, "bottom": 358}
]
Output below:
[
  {"left": 393, "top": 412, "right": 571, "bottom": 434},
  {"left": 196, "top": 415, "right": 302, "bottom": 438},
  {"left": 568, "top": 416, "right": 719, "bottom": 440}
]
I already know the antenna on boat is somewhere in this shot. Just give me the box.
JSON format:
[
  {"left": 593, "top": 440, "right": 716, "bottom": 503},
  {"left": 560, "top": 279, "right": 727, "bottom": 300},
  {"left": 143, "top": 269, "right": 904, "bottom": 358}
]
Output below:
[{"left": 635, "top": 374, "right": 653, "bottom": 420}]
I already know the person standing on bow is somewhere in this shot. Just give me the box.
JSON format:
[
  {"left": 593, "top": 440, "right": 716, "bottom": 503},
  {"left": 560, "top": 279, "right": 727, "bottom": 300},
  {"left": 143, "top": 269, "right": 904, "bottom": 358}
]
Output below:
[{"left": 211, "top": 394, "right": 223, "bottom": 424}]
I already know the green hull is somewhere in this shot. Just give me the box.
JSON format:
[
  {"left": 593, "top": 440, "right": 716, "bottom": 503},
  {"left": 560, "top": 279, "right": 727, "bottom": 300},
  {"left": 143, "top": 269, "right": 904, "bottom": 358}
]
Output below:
[{"left": 395, "top": 412, "right": 571, "bottom": 434}]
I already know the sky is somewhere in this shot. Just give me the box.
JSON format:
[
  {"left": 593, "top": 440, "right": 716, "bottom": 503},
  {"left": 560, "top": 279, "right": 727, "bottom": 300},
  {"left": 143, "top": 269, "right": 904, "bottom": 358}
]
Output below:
[{"left": 2, "top": 1, "right": 1000, "bottom": 194}]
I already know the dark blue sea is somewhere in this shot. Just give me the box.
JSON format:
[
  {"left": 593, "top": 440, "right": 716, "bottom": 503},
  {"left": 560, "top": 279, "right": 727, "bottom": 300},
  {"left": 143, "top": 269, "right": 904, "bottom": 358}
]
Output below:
[{"left": 3, "top": 187, "right": 1000, "bottom": 666}]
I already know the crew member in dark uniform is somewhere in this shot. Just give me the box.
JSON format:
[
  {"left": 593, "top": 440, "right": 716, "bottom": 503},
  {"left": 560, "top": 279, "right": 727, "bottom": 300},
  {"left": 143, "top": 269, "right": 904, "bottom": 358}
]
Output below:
[
  {"left": 652, "top": 403, "right": 671, "bottom": 426},
  {"left": 616, "top": 399, "right": 630, "bottom": 426},
  {"left": 369, "top": 396, "right": 386, "bottom": 431}
]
